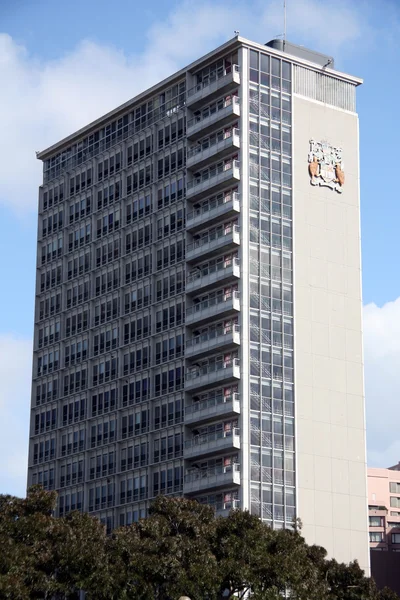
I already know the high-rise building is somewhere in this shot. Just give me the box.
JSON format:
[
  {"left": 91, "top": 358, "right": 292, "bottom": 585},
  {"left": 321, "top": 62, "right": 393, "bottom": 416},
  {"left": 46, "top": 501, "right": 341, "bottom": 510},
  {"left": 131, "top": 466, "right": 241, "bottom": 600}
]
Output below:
[{"left": 28, "top": 35, "right": 369, "bottom": 572}]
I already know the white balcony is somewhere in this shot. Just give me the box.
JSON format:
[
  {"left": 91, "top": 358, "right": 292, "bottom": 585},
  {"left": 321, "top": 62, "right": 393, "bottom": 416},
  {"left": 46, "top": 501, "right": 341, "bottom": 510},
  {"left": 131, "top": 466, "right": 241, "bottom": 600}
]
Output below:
[
  {"left": 186, "top": 161, "right": 240, "bottom": 200},
  {"left": 187, "top": 129, "right": 240, "bottom": 170},
  {"left": 187, "top": 65, "right": 240, "bottom": 109},
  {"left": 185, "top": 324, "right": 240, "bottom": 359},
  {"left": 184, "top": 393, "right": 240, "bottom": 426},
  {"left": 185, "top": 359, "right": 240, "bottom": 392},
  {"left": 186, "top": 258, "right": 240, "bottom": 294},
  {"left": 187, "top": 97, "right": 240, "bottom": 140},
  {"left": 186, "top": 193, "right": 240, "bottom": 232},
  {"left": 184, "top": 464, "right": 240, "bottom": 494},
  {"left": 186, "top": 96, "right": 240, "bottom": 140},
  {"left": 184, "top": 428, "right": 240, "bottom": 460},
  {"left": 186, "top": 291, "right": 240, "bottom": 326},
  {"left": 186, "top": 225, "right": 240, "bottom": 263}
]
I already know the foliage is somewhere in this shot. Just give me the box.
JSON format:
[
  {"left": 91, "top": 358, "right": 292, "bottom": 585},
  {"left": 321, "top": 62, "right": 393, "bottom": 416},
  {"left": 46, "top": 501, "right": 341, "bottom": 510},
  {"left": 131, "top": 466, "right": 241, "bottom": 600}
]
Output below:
[
  {"left": 112, "top": 496, "right": 218, "bottom": 599},
  {"left": 0, "top": 488, "right": 399, "bottom": 600},
  {"left": 0, "top": 486, "right": 111, "bottom": 599}
]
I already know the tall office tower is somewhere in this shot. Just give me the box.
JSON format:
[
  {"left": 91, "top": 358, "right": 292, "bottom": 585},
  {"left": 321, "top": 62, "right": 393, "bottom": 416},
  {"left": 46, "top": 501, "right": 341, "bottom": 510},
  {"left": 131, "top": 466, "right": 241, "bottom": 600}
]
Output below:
[{"left": 28, "top": 36, "right": 369, "bottom": 571}]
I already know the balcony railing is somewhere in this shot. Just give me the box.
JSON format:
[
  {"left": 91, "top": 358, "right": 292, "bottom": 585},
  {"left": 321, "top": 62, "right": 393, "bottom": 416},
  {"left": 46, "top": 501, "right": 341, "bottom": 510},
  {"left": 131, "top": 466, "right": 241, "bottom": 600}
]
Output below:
[
  {"left": 186, "top": 161, "right": 240, "bottom": 200},
  {"left": 185, "top": 324, "right": 240, "bottom": 359},
  {"left": 184, "top": 428, "right": 240, "bottom": 459},
  {"left": 186, "top": 290, "right": 240, "bottom": 326},
  {"left": 187, "top": 65, "right": 240, "bottom": 107},
  {"left": 187, "top": 323, "right": 239, "bottom": 348},
  {"left": 185, "top": 463, "right": 240, "bottom": 482},
  {"left": 186, "top": 358, "right": 239, "bottom": 380},
  {"left": 187, "top": 224, "right": 239, "bottom": 253},
  {"left": 185, "top": 392, "right": 239, "bottom": 417},
  {"left": 184, "top": 392, "right": 240, "bottom": 426},
  {"left": 185, "top": 358, "right": 240, "bottom": 391},
  {"left": 187, "top": 160, "right": 240, "bottom": 191},
  {"left": 187, "top": 192, "right": 239, "bottom": 222},
  {"left": 184, "top": 464, "right": 240, "bottom": 494},
  {"left": 187, "top": 96, "right": 240, "bottom": 139},
  {"left": 187, "top": 129, "right": 239, "bottom": 158},
  {"left": 187, "top": 257, "right": 239, "bottom": 285},
  {"left": 187, "top": 129, "right": 240, "bottom": 169},
  {"left": 186, "top": 225, "right": 240, "bottom": 263}
]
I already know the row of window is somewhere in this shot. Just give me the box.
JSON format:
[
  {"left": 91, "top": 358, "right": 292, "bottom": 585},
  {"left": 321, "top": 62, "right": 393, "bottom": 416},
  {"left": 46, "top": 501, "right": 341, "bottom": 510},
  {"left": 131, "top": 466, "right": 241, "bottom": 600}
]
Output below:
[
  {"left": 157, "top": 148, "right": 185, "bottom": 179},
  {"left": 69, "top": 168, "right": 93, "bottom": 197},
  {"left": 97, "top": 181, "right": 121, "bottom": 211},
  {"left": 97, "top": 152, "right": 122, "bottom": 181},
  {"left": 43, "top": 184, "right": 65, "bottom": 210},
  {"left": 43, "top": 177, "right": 184, "bottom": 245},
  {"left": 33, "top": 395, "right": 182, "bottom": 456},
  {"left": 42, "top": 209, "right": 64, "bottom": 237},
  {"left": 43, "top": 81, "right": 185, "bottom": 182},
  {"left": 39, "top": 297, "right": 184, "bottom": 344},
  {"left": 369, "top": 532, "right": 400, "bottom": 544}
]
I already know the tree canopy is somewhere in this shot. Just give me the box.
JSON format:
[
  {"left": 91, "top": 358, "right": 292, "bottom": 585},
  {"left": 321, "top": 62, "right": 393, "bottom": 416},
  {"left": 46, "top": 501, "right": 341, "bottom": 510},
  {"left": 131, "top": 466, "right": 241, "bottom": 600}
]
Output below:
[{"left": 0, "top": 487, "right": 397, "bottom": 600}]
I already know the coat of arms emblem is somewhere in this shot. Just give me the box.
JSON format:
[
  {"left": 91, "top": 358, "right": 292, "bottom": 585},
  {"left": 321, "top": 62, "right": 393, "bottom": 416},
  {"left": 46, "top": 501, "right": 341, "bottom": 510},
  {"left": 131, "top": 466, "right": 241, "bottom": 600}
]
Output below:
[{"left": 308, "top": 139, "right": 344, "bottom": 193}]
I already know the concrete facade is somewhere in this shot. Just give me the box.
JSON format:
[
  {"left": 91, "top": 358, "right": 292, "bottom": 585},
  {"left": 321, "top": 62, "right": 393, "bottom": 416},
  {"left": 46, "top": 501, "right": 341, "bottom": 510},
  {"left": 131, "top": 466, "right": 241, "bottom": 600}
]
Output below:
[
  {"left": 293, "top": 97, "right": 368, "bottom": 571},
  {"left": 27, "top": 35, "right": 368, "bottom": 572}
]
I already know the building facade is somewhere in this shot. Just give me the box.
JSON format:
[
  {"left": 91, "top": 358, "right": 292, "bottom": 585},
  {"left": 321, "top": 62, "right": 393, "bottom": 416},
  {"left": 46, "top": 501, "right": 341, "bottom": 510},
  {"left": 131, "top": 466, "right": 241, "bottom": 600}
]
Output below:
[
  {"left": 368, "top": 465, "right": 400, "bottom": 551},
  {"left": 368, "top": 465, "right": 400, "bottom": 592},
  {"left": 28, "top": 36, "right": 369, "bottom": 572}
]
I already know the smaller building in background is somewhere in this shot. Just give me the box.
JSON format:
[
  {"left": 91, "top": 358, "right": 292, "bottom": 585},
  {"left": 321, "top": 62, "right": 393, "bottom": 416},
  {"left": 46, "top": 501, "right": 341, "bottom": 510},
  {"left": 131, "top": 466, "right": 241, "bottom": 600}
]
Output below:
[
  {"left": 368, "top": 464, "right": 400, "bottom": 593},
  {"left": 368, "top": 464, "right": 400, "bottom": 551}
]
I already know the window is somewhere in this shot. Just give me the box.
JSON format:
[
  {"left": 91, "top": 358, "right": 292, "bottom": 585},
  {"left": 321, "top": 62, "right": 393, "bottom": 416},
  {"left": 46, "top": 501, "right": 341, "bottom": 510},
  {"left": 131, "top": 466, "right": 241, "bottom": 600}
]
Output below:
[
  {"left": 369, "top": 516, "right": 384, "bottom": 527},
  {"left": 122, "top": 376, "right": 150, "bottom": 406},
  {"left": 92, "top": 387, "right": 117, "bottom": 416},
  {"left": 390, "top": 482, "right": 400, "bottom": 494},
  {"left": 392, "top": 534, "right": 400, "bottom": 544},
  {"left": 369, "top": 532, "right": 384, "bottom": 542},
  {"left": 391, "top": 497, "right": 400, "bottom": 508}
]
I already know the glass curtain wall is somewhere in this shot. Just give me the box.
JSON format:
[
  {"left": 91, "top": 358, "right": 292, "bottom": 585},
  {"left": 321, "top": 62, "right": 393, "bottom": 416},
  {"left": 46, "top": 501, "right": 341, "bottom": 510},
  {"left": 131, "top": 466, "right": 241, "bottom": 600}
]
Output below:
[{"left": 247, "top": 49, "right": 295, "bottom": 528}]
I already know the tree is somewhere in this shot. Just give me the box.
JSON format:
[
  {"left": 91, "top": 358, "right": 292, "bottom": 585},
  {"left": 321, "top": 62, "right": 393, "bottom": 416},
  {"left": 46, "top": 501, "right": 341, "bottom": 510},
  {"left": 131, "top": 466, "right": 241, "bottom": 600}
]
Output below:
[
  {"left": 1, "top": 490, "right": 399, "bottom": 600},
  {"left": 378, "top": 588, "right": 400, "bottom": 600},
  {"left": 0, "top": 486, "right": 112, "bottom": 599},
  {"left": 50, "top": 510, "right": 115, "bottom": 600},
  {"left": 0, "top": 486, "right": 59, "bottom": 599},
  {"left": 112, "top": 495, "right": 218, "bottom": 599},
  {"left": 213, "top": 510, "right": 329, "bottom": 600},
  {"left": 321, "top": 559, "right": 377, "bottom": 600}
]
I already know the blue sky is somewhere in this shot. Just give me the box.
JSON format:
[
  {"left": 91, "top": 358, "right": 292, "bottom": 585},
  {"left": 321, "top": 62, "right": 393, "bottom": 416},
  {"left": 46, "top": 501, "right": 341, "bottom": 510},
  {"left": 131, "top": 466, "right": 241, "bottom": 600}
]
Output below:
[{"left": 1, "top": 0, "right": 400, "bottom": 497}]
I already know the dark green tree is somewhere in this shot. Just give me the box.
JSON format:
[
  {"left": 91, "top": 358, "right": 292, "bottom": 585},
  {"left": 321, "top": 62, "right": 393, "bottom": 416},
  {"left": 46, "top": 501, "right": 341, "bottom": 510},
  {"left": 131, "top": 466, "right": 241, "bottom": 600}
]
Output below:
[
  {"left": 378, "top": 588, "right": 400, "bottom": 600},
  {"left": 112, "top": 495, "right": 218, "bottom": 599},
  {"left": 1, "top": 490, "right": 400, "bottom": 600},
  {"left": 0, "top": 486, "right": 112, "bottom": 599},
  {"left": 213, "top": 509, "right": 329, "bottom": 600}
]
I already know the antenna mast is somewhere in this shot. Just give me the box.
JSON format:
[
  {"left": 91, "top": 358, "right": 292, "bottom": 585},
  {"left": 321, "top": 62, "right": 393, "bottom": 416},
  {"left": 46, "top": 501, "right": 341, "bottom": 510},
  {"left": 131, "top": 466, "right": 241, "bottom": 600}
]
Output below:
[{"left": 283, "top": 0, "right": 287, "bottom": 48}]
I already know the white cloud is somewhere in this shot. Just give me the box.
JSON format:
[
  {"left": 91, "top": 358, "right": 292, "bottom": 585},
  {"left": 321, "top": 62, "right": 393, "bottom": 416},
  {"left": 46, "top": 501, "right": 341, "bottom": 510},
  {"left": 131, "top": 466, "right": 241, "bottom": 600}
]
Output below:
[
  {"left": 0, "top": 0, "right": 375, "bottom": 215},
  {"left": 363, "top": 298, "right": 400, "bottom": 468},
  {"left": 0, "top": 335, "right": 32, "bottom": 497}
]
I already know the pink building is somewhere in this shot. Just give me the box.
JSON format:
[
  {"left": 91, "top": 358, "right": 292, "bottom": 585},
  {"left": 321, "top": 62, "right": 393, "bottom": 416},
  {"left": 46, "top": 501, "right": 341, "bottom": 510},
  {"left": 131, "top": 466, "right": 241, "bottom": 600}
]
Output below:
[
  {"left": 368, "top": 463, "right": 400, "bottom": 594},
  {"left": 368, "top": 463, "right": 400, "bottom": 552}
]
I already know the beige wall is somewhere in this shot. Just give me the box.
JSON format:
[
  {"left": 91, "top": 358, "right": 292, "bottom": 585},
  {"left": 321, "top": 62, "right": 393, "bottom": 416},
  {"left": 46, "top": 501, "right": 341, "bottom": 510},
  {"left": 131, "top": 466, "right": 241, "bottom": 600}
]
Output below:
[{"left": 292, "top": 95, "right": 369, "bottom": 573}]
